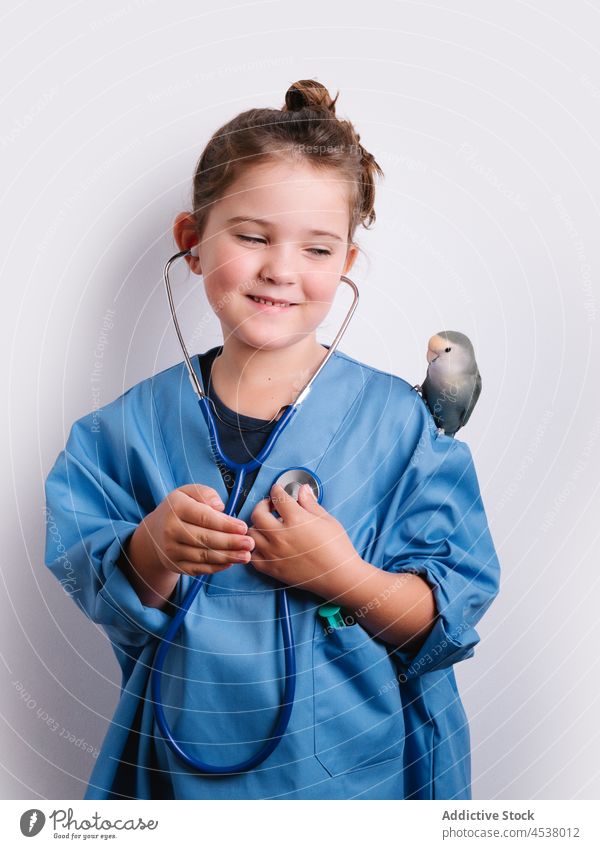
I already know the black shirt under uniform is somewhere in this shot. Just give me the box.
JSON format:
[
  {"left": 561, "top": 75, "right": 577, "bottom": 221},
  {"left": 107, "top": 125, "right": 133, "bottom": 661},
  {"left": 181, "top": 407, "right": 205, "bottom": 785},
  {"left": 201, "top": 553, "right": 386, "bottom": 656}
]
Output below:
[{"left": 198, "top": 346, "right": 277, "bottom": 515}]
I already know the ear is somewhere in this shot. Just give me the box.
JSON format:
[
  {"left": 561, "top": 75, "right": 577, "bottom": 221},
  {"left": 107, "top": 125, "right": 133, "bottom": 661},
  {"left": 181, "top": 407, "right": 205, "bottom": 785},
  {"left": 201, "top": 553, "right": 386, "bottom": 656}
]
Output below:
[
  {"left": 343, "top": 243, "right": 359, "bottom": 276},
  {"left": 173, "top": 211, "right": 202, "bottom": 274}
]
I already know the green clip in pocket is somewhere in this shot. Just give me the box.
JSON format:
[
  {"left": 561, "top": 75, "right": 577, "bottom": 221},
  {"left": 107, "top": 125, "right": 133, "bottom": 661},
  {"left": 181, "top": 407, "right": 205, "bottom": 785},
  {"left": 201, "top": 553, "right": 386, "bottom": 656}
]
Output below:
[{"left": 317, "top": 603, "right": 356, "bottom": 634}]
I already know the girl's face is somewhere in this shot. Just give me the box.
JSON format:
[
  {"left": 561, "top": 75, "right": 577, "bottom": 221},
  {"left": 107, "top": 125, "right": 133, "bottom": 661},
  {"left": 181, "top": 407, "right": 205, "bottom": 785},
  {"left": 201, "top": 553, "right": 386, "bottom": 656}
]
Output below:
[{"left": 177, "top": 159, "right": 359, "bottom": 353}]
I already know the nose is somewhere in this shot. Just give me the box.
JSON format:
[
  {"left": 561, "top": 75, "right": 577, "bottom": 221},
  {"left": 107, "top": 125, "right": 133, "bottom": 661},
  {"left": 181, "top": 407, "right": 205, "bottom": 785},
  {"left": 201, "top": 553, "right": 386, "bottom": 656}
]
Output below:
[{"left": 258, "top": 243, "right": 299, "bottom": 286}]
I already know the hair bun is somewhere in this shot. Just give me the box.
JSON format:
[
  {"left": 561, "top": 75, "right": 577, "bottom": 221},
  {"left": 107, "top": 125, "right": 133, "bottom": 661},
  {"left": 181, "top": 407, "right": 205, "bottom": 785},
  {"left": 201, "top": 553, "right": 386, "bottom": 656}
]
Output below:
[{"left": 284, "top": 79, "right": 339, "bottom": 115}]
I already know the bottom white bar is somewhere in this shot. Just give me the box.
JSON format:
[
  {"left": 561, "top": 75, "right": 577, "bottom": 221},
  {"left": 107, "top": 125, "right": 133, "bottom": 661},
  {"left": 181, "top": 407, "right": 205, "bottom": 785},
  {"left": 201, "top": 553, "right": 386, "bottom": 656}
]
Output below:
[{"left": 2, "top": 800, "right": 598, "bottom": 847}]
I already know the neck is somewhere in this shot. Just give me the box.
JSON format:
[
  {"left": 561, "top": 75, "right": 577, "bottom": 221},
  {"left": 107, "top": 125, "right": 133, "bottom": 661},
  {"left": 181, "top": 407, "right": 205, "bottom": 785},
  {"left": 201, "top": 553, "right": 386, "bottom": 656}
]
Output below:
[
  {"left": 209, "top": 335, "right": 328, "bottom": 419},
  {"left": 215, "top": 335, "right": 326, "bottom": 386}
]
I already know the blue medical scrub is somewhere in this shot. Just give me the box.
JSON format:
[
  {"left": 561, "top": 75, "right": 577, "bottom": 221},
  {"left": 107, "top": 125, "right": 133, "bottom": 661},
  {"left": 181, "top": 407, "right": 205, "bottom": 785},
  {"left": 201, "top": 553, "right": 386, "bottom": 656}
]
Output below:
[{"left": 44, "top": 346, "right": 501, "bottom": 800}]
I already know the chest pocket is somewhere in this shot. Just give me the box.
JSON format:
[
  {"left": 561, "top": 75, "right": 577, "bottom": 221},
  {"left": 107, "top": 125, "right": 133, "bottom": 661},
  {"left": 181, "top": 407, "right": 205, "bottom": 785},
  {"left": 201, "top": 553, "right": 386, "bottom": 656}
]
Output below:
[{"left": 312, "top": 616, "right": 405, "bottom": 777}]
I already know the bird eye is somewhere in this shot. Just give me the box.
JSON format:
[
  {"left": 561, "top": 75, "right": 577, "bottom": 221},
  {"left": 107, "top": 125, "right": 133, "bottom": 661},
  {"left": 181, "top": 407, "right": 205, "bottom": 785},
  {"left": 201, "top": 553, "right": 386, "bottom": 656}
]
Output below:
[{"left": 445, "top": 347, "right": 451, "bottom": 352}]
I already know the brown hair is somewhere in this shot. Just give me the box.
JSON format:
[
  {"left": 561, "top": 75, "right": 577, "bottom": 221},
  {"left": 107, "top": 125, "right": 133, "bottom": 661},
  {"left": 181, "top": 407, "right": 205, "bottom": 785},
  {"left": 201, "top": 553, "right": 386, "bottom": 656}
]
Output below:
[{"left": 190, "top": 78, "right": 384, "bottom": 245}]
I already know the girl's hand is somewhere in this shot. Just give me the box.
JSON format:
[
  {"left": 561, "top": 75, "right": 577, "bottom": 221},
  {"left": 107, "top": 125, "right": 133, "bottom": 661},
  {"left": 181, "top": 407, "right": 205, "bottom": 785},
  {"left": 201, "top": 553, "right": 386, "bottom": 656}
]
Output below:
[
  {"left": 143, "top": 484, "right": 255, "bottom": 576},
  {"left": 247, "top": 483, "right": 360, "bottom": 595}
]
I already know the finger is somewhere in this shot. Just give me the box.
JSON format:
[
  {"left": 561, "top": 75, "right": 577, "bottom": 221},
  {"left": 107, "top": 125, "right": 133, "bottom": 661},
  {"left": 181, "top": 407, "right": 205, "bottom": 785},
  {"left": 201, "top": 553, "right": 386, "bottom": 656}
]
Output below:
[
  {"left": 247, "top": 527, "right": 267, "bottom": 548},
  {"left": 177, "top": 483, "right": 225, "bottom": 510},
  {"left": 175, "top": 495, "right": 248, "bottom": 536},
  {"left": 176, "top": 561, "right": 237, "bottom": 577},
  {"left": 297, "top": 482, "right": 326, "bottom": 513},
  {"left": 172, "top": 543, "right": 253, "bottom": 567},
  {"left": 269, "top": 483, "right": 301, "bottom": 522},
  {"left": 250, "top": 496, "right": 285, "bottom": 530},
  {"left": 173, "top": 519, "right": 255, "bottom": 553}
]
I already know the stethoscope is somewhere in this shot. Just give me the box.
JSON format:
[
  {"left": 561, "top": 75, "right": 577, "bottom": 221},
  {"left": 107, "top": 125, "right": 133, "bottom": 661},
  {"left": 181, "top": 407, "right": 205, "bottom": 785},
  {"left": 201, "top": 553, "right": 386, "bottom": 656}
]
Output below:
[{"left": 150, "top": 247, "right": 359, "bottom": 775}]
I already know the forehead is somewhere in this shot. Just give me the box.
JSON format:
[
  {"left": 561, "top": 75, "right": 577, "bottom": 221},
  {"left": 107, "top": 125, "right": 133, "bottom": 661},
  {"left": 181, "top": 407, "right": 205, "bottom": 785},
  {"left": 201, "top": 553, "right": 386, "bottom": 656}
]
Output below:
[{"left": 212, "top": 159, "right": 351, "bottom": 228}]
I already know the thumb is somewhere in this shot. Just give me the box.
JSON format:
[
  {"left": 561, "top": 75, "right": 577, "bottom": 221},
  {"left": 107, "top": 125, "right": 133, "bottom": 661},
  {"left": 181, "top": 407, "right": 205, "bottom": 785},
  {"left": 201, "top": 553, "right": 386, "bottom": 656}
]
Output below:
[
  {"left": 298, "top": 483, "right": 324, "bottom": 513},
  {"left": 177, "top": 484, "right": 225, "bottom": 510}
]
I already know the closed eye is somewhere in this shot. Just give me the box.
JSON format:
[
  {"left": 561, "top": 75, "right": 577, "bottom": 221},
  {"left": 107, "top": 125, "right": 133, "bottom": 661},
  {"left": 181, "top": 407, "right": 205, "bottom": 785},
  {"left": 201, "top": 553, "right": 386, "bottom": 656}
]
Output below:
[{"left": 236, "top": 235, "right": 331, "bottom": 256}]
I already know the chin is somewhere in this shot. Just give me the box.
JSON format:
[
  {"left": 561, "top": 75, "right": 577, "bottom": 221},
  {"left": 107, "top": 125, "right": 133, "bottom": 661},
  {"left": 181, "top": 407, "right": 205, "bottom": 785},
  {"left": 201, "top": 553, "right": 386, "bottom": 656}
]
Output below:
[{"left": 233, "top": 330, "right": 309, "bottom": 352}]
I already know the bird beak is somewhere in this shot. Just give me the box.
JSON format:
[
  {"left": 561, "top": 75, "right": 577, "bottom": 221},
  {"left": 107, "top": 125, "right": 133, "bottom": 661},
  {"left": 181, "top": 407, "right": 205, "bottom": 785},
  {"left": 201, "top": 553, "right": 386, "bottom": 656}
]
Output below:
[{"left": 426, "top": 347, "right": 439, "bottom": 364}]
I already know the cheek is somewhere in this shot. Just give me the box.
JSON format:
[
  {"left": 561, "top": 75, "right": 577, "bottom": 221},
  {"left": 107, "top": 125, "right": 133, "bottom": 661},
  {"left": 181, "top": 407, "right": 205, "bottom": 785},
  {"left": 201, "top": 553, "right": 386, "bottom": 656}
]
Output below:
[
  {"left": 204, "top": 263, "right": 253, "bottom": 310},
  {"left": 205, "top": 245, "right": 256, "bottom": 287},
  {"left": 305, "top": 283, "right": 337, "bottom": 315},
  {"left": 203, "top": 279, "right": 226, "bottom": 314}
]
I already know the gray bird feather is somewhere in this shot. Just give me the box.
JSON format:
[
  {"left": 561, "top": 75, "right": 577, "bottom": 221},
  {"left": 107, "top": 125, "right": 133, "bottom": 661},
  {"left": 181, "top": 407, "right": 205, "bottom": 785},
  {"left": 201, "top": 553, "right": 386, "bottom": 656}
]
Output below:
[{"left": 412, "top": 330, "right": 481, "bottom": 437}]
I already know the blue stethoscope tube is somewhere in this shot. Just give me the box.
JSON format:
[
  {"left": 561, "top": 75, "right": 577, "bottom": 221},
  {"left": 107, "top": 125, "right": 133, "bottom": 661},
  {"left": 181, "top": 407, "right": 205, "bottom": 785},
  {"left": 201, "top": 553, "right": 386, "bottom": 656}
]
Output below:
[
  {"left": 149, "top": 248, "right": 359, "bottom": 775},
  {"left": 150, "top": 398, "right": 300, "bottom": 775}
]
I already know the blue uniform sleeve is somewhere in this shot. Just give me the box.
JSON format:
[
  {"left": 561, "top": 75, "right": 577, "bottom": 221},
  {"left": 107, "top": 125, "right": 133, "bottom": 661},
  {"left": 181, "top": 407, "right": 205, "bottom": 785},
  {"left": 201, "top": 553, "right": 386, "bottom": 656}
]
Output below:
[
  {"left": 43, "top": 387, "right": 174, "bottom": 652},
  {"left": 383, "top": 402, "right": 501, "bottom": 681}
]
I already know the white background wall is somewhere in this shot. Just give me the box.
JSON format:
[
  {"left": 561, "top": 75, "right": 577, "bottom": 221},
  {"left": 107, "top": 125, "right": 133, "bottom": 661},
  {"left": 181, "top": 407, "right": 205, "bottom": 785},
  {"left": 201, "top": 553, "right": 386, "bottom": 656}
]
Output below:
[{"left": 1, "top": 0, "right": 599, "bottom": 799}]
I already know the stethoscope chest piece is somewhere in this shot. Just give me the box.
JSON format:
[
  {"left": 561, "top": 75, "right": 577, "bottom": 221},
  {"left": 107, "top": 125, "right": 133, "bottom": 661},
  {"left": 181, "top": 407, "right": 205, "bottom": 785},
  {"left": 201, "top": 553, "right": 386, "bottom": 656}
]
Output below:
[{"left": 272, "top": 467, "right": 323, "bottom": 503}]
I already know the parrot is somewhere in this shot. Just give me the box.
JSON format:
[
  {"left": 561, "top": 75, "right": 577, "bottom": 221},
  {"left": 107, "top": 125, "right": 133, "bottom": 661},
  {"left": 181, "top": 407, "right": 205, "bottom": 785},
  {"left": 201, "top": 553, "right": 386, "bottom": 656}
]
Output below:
[{"left": 412, "top": 330, "right": 481, "bottom": 437}]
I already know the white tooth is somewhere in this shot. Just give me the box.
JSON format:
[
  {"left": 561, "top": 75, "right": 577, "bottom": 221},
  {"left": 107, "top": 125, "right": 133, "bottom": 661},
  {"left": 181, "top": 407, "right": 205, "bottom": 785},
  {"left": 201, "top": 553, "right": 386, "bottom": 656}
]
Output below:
[{"left": 251, "top": 296, "right": 291, "bottom": 306}]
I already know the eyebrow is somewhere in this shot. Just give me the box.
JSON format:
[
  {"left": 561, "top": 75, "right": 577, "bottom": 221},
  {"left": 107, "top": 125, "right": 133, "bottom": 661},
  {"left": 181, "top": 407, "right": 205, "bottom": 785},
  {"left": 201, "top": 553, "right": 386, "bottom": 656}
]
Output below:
[{"left": 225, "top": 216, "right": 344, "bottom": 242}]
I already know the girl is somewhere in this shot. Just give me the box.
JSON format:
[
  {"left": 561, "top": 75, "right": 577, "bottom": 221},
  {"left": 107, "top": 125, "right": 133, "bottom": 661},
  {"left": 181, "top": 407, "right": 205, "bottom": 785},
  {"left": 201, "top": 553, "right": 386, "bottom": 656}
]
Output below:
[{"left": 44, "top": 79, "right": 501, "bottom": 800}]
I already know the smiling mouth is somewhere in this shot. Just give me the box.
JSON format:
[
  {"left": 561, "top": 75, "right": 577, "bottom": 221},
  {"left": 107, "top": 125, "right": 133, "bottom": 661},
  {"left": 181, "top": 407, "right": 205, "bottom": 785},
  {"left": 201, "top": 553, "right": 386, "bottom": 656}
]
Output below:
[{"left": 246, "top": 295, "right": 298, "bottom": 308}]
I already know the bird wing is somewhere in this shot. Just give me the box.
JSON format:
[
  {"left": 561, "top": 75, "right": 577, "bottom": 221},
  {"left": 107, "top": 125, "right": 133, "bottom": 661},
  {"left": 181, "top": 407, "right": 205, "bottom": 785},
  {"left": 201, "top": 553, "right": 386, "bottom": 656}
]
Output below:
[{"left": 459, "top": 370, "right": 482, "bottom": 428}]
